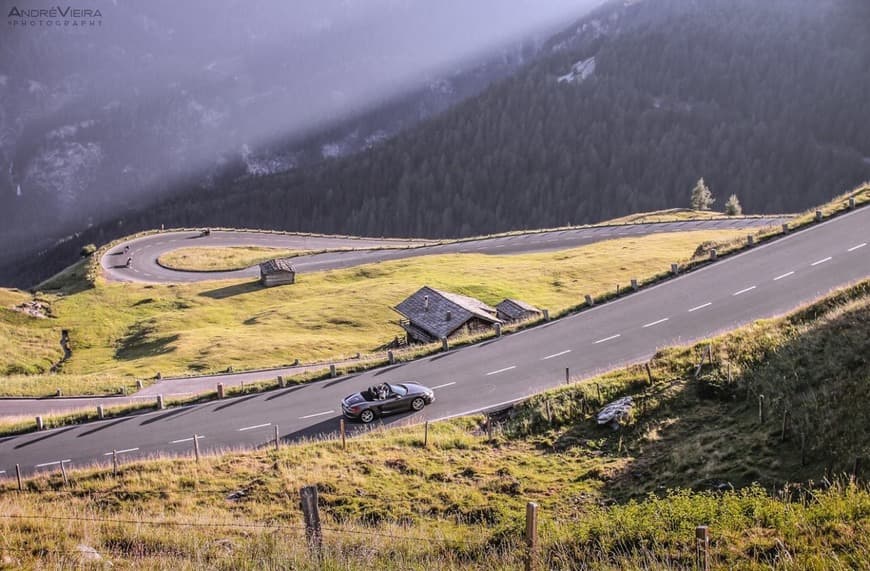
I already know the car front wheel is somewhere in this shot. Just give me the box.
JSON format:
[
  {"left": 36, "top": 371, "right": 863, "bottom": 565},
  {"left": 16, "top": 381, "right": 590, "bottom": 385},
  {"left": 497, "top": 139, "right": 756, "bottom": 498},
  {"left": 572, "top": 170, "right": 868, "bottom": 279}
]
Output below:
[
  {"left": 360, "top": 409, "right": 375, "bottom": 423},
  {"left": 411, "top": 397, "right": 426, "bottom": 411}
]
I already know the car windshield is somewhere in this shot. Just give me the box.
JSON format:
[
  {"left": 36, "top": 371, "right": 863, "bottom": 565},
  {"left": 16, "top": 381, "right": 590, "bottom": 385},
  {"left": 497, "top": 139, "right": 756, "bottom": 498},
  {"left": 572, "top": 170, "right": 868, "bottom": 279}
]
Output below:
[{"left": 387, "top": 383, "right": 407, "bottom": 396}]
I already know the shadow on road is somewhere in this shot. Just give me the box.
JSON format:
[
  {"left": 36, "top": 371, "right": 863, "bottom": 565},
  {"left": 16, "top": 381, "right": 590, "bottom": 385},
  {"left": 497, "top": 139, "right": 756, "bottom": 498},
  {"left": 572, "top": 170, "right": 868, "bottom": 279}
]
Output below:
[
  {"left": 323, "top": 373, "right": 360, "bottom": 388},
  {"left": 199, "top": 281, "right": 261, "bottom": 300},
  {"left": 264, "top": 385, "right": 306, "bottom": 401},
  {"left": 78, "top": 416, "right": 135, "bottom": 437},
  {"left": 14, "top": 426, "right": 80, "bottom": 449}
]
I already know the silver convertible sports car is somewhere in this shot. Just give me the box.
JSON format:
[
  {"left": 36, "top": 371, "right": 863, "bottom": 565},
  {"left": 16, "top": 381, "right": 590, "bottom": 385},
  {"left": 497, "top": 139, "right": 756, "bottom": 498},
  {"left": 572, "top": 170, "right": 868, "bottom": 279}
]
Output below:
[{"left": 341, "top": 382, "right": 435, "bottom": 423}]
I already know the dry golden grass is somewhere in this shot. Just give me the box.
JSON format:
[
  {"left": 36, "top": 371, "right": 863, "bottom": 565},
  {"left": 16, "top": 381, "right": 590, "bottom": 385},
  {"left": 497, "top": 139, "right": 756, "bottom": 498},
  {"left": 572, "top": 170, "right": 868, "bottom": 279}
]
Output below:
[
  {"left": 1, "top": 229, "right": 746, "bottom": 396},
  {"left": 157, "top": 246, "right": 309, "bottom": 272}
]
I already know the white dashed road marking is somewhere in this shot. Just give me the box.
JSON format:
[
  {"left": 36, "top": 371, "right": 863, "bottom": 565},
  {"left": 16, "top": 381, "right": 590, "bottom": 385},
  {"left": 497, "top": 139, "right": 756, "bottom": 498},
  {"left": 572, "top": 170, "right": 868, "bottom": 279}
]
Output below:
[
  {"left": 542, "top": 350, "right": 571, "bottom": 360},
  {"left": 774, "top": 271, "right": 795, "bottom": 281},
  {"left": 848, "top": 243, "right": 866, "bottom": 252},
  {"left": 733, "top": 286, "right": 756, "bottom": 296},
  {"left": 299, "top": 410, "right": 334, "bottom": 420},
  {"left": 594, "top": 334, "right": 621, "bottom": 344},
  {"left": 689, "top": 302, "right": 712, "bottom": 312},
  {"left": 431, "top": 382, "right": 456, "bottom": 390},
  {"left": 642, "top": 318, "right": 669, "bottom": 328},
  {"left": 811, "top": 257, "right": 832, "bottom": 266},
  {"left": 103, "top": 448, "right": 139, "bottom": 456},
  {"left": 238, "top": 423, "right": 272, "bottom": 432},
  {"left": 486, "top": 366, "right": 516, "bottom": 376}
]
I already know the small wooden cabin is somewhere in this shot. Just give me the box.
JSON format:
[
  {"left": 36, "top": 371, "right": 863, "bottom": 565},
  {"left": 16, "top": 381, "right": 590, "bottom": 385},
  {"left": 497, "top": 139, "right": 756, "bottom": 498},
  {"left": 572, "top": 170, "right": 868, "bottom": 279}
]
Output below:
[{"left": 259, "top": 258, "right": 296, "bottom": 287}]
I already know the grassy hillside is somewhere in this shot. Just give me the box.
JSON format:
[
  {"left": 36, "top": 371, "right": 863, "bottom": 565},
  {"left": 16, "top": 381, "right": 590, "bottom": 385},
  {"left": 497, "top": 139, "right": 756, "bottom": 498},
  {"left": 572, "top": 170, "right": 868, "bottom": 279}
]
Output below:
[
  {"left": 1, "top": 281, "right": 868, "bottom": 569},
  {"left": 0, "top": 228, "right": 749, "bottom": 396}
]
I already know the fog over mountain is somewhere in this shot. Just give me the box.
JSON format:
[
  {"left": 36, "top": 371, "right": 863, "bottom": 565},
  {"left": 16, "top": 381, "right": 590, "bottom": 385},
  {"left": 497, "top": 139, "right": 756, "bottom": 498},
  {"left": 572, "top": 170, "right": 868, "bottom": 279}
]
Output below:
[{"left": 0, "top": 0, "right": 602, "bottom": 255}]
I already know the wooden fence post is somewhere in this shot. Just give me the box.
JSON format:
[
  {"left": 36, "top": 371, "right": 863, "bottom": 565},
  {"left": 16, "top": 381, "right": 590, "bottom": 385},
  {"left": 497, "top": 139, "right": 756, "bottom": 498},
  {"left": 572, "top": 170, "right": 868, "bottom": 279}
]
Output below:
[
  {"left": 193, "top": 434, "right": 201, "bottom": 462},
  {"left": 631, "top": 278, "right": 639, "bottom": 291},
  {"left": 156, "top": 394, "right": 165, "bottom": 410},
  {"left": 217, "top": 383, "right": 225, "bottom": 399},
  {"left": 35, "top": 416, "right": 44, "bottom": 431},
  {"left": 695, "top": 525, "right": 710, "bottom": 571},
  {"left": 525, "top": 502, "right": 539, "bottom": 571},
  {"left": 112, "top": 450, "right": 118, "bottom": 476},
  {"left": 424, "top": 421, "right": 429, "bottom": 448},
  {"left": 16, "top": 464, "right": 22, "bottom": 492},
  {"left": 97, "top": 405, "right": 105, "bottom": 420},
  {"left": 441, "top": 337, "right": 449, "bottom": 352},
  {"left": 329, "top": 364, "right": 337, "bottom": 378},
  {"left": 60, "top": 460, "right": 69, "bottom": 487},
  {"left": 274, "top": 425, "right": 280, "bottom": 452},
  {"left": 747, "top": 234, "right": 755, "bottom": 247},
  {"left": 585, "top": 294, "right": 594, "bottom": 307},
  {"left": 300, "top": 485, "right": 323, "bottom": 560},
  {"left": 645, "top": 362, "right": 654, "bottom": 386},
  {"left": 340, "top": 419, "right": 346, "bottom": 450},
  {"left": 565, "top": 367, "right": 570, "bottom": 385}
]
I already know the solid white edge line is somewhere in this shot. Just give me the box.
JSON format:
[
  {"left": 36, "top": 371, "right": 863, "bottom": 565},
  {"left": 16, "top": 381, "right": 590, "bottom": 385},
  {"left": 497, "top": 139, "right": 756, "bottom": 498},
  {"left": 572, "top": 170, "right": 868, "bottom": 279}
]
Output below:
[
  {"left": 594, "top": 334, "right": 621, "bottom": 344},
  {"left": 688, "top": 302, "right": 712, "bottom": 312},
  {"left": 431, "top": 382, "right": 457, "bottom": 390},
  {"left": 238, "top": 423, "right": 272, "bottom": 432},
  {"left": 774, "top": 271, "right": 795, "bottom": 281},
  {"left": 848, "top": 242, "right": 866, "bottom": 252},
  {"left": 299, "top": 410, "right": 335, "bottom": 420},
  {"left": 486, "top": 366, "right": 517, "bottom": 376},
  {"left": 642, "top": 318, "right": 669, "bottom": 328},
  {"left": 811, "top": 256, "right": 832, "bottom": 266},
  {"left": 733, "top": 286, "right": 757, "bottom": 296},
  {"left": 542, "top": 350, "right": 571, "bottom": 360},
  {"left": 35, "top": 459, "right": 72, "bottom": 468},
  {"left": 103, "top": 447, "right": 140, "bottom": 456}
]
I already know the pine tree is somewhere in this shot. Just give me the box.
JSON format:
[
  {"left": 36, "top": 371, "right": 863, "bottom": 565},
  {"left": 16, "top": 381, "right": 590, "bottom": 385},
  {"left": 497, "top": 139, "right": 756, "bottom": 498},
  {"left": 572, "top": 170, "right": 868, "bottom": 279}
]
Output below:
[
  {"left": 724, "top": 194, "right": 743, "bottom": 215},
  {"left": 690, "top": 178, "right": 716, "bottom": 211}
]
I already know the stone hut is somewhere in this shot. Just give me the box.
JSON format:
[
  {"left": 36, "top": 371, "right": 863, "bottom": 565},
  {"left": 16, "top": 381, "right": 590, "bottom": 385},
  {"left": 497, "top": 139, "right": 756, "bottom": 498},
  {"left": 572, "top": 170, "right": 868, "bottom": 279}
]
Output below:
[{"left": 393, "top": 286, "right": 502, "bottom": 344}]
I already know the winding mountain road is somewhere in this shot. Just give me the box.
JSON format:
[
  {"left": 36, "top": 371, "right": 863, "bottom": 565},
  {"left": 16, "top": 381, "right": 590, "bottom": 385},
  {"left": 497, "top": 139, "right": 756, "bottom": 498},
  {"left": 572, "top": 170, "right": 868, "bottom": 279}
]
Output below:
[
  {"left": 101, "top": 217, "right": 788, "bottom": 284},
  {"left": 2, "top": 208, "right": 866, "bottom": 478}
]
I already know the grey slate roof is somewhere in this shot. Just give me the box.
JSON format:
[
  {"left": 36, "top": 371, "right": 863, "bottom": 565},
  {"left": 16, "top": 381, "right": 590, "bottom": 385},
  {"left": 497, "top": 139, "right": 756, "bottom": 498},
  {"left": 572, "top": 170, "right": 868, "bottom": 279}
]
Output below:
[
  {"left": 394, "top": 286, "right": 500, "bottom": 340},
  {"left": 259, "top": 258, "right": 296, "bottom": 274},
  {"left": 495, "top": 298, "right": 541, "bottom": 321}
]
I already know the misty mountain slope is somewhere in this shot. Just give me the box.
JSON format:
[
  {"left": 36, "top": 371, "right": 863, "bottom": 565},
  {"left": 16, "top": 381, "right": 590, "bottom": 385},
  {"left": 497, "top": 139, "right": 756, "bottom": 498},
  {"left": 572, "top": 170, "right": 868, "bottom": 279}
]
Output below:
[
  {"left": 128, "top": 0, "right": 870, "bottom": 238},
  {"left": 5, "top": 0, "right": 870, "bottom": 288},
  {"left": 0, "top": 0, "right": 600, "bottom": 265}
]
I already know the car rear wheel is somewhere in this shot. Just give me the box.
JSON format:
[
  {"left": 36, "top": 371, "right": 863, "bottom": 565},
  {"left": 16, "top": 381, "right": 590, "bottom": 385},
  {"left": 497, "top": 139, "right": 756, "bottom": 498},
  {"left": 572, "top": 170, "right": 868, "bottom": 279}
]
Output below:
[
  {"left": 411, "top": 397, "right": 426, "bottom": 411},
  {"left": 359, "top": 409, "right": 375, "bottom": 423}
]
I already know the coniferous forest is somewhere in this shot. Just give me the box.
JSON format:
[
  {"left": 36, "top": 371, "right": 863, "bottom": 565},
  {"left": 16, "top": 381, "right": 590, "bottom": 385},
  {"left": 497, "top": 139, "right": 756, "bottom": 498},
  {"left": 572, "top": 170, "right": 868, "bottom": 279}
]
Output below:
[{"left": 5, "top": 0, "right": 870, "bottom": 286}]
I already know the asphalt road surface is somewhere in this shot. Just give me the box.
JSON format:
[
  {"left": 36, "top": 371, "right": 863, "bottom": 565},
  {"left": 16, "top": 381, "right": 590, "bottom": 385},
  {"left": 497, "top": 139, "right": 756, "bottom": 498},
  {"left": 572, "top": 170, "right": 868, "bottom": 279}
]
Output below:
[
  {"left": 1, "top": 207, "right": 866, "bottom": 478},
  {"left": 101, "top": 218, "right": 789, "bottom": 284}
]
